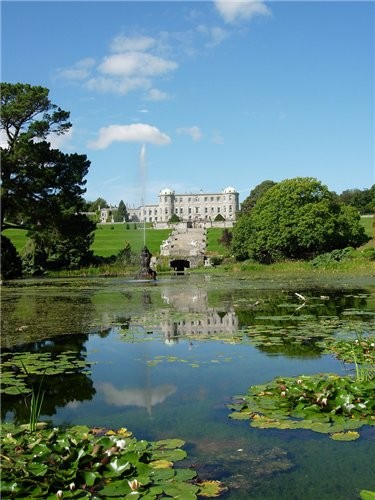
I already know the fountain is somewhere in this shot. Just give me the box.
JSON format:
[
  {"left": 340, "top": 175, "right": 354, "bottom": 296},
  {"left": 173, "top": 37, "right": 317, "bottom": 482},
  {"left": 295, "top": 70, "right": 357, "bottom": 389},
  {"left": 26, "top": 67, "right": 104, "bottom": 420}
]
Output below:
[
  {"left": 135, "top": 245, "right": 156, "bottom": 280},
  {"left": 134, "top": 144, "right": 157, "bottom": 280}
]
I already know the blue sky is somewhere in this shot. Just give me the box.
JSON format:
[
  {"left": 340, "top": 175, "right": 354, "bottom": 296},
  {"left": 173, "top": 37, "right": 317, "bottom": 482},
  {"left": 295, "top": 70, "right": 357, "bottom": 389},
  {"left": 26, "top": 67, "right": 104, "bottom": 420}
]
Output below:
[{"left": 2, "top": 1, "right": 374, "bottom": 207}]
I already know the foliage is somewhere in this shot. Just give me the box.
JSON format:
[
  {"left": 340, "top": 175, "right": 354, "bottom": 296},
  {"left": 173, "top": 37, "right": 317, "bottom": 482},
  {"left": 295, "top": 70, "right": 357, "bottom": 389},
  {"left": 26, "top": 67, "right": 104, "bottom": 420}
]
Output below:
[
  {"left": 87, "top": 198, "right": 109, "bottom": 212},
  {"left": 324, "top": 335, "right": 375, "bottom": 383},
  {"left": 0, "top": 82, "right": 95, "bottom": 274},
  {"left": 114, "top": 200, "right": 128, "bottom": 222},
  {"left": 1, "top": 351, "right": 92, "bottom": 396},
  {"left": 0, "top": 425, "right": 226, "bottom": 498},
  {"left": 232, "top": 177, "right": 369, "bottom": 263},
  {"left": 169, "top": 213, "right": 181, "bottom": 223},
  {"left": 228, "top": 373, "right": 375, "bottom": 439},
  {"left": 0, "top": 234, "right": 22, "bottom": 279},
  {"left": 310, "top": 247, "right": 355, "bottom": 267},
  {"left": 339, "top": 185, "right": 375, "bottom": 214},
  {"left": 240, "top": 180, "right": 276, "bottom": 215},
  {"left": 115, "top": 241, "right": 135, "bottom": 266},
  {"left": 217, "top": 228, "right": 232, "bottom": 248}
]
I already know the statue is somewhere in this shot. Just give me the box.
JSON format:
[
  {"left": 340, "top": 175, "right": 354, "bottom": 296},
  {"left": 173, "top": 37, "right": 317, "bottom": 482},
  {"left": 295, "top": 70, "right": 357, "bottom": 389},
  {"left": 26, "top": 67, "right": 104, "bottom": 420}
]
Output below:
[{"left": 135, "top": 245, "right": 156, "bottom": 280}]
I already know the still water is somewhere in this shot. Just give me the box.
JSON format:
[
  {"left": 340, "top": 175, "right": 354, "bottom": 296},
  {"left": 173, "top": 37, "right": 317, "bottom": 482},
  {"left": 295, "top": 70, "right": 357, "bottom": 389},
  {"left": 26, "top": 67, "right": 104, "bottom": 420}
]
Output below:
[{"left": 1, "top": 274, "right": 375, "bottom": 499}]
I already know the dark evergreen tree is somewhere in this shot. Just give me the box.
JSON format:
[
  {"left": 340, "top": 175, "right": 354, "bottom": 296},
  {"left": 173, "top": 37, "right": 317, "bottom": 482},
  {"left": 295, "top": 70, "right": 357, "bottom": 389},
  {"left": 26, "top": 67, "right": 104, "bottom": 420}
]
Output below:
[{"left": 1, "top": 82, "right": 95, "bottom": 273}]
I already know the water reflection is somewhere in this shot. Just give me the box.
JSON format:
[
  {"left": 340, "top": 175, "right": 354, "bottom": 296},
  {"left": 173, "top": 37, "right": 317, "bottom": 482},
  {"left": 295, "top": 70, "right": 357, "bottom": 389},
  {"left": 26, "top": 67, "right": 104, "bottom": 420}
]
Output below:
[
  {"left": 99, "top": 382, "right": 177, "bottom": 416},
  {"left": 160, "top": 285, "right": 238, "bottom": 340},
  {"left": 1, "top": 276, "right": 374, "bottom": 499}
]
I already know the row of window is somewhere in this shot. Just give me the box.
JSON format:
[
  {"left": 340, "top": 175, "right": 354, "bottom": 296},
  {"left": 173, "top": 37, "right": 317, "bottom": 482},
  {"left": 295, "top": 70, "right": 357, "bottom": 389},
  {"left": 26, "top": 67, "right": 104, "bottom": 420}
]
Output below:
[
  {"left": 163, "top": 195, "right": 233, "bottom": 203},
  {"left": 143, "top": 205, "right": 233, "bottom": 216}
]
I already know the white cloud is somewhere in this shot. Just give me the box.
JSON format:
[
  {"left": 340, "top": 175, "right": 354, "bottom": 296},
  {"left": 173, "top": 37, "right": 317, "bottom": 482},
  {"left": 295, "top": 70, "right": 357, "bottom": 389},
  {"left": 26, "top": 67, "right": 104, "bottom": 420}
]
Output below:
[
  {"left": 86, "top": 76, "right": 150, "bottom": 95},
  {"left": 110, "top": 35, "right": 156, "bottom": 52},
  {"left": 212, "top": 130, "right": 224, "bottom": 144},
  {"left": 196, "top": 24, "right": 229, "bottom": 47},
  {"left": 214, "top": 0, "right": 271, "bottom": 24},
  {"left": 177, "top": 126, "right": 203, "bottom": 142},
  {"left": 88, "top": 123, "right": 171, "bottom": 149},
  {"left": 145, "top": 88, "right": 170, "bottom": 101},
  {"left": 98, "top": 52, "right": 178, "bottom": 78},
  {"left": 56, "top": 58, "right": 95, "bottom": 81}
]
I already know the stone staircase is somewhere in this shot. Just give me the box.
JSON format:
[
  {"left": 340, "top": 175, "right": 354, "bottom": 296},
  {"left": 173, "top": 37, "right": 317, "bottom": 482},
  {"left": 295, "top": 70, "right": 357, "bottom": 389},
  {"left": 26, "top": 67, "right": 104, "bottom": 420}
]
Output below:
[{"left": 160, "top": 225, "right": 206, "bottom": 259}]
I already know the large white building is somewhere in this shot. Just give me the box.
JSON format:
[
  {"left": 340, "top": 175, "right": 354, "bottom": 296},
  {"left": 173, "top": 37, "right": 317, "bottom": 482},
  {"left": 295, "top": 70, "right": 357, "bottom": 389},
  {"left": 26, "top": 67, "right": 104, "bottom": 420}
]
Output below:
[{"left": 127, "top": 186, "right": 239, "bottom": 226}]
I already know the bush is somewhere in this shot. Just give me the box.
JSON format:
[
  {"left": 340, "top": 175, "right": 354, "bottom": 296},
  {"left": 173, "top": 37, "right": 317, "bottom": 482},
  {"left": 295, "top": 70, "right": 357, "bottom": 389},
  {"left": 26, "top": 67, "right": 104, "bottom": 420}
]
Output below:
[{"left": 1, "top": 235, "right": 23, "bottom": 279}]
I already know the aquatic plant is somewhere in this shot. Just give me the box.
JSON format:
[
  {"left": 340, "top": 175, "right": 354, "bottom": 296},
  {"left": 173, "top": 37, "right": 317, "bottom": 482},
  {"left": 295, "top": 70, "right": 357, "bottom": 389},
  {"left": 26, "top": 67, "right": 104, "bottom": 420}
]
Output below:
[
  {"left": 0, "top": 424, "right": 227, "bottom": 498},
  {"left": 324, "top": 334, "right": 375, "bottom": 382},
  {"left": 19, "top": 360, "right": 45, "bottom": 432},
  {"left": 228, "top": 373, "right": 375, "bottom": 440}
]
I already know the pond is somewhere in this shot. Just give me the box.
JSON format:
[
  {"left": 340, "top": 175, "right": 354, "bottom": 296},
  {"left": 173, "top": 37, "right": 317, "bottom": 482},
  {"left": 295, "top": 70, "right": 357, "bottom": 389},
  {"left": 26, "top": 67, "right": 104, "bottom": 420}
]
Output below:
[{"left": 1, "top": 273, "right": 375, "bottom": 499}]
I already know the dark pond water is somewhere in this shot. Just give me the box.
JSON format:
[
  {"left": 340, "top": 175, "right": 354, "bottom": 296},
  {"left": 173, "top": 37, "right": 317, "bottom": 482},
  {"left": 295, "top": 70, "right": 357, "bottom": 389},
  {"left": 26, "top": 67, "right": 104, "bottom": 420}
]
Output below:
[{"left": 1, "top": 273, "right": 375, "bottom": 499}]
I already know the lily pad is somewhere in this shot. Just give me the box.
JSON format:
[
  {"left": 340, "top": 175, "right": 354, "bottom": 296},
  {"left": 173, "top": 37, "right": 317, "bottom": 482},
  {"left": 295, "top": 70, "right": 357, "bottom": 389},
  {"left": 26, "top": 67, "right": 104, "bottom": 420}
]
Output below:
[{"left": 330, "top": 431, "right": 360, "bottom": 441}]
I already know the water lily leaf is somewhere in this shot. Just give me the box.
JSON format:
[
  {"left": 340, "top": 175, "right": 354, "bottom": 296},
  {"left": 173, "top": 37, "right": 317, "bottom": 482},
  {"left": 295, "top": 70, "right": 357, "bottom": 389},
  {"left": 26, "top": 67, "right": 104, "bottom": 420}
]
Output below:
[
  {"left": 229, "top": 411, "right": 253, "bottom": 420},
  {"left": 163, "top": 481, "right": 199, "bottom": 498},
  {"left": 81, "top": 470, "right": 99, "bottom": 486},
  {"left": 98, "top": 479, "right": 132, "bottom": 496},
  {"left": 330, "top": 431, "right": 360, "bottom": 441},
  {"left": 26, "top": 462, "right": 48, "bottom": 477},
  {"left": 360, "top": 490, "right": 375, "bottom": 500},
  {"left": 150, "top": 467, "right": 175, "bottom": 481},
  {"left": 174, "top": 468, "right": 197, "bottom": 481},
  {"left": 155, "top": 438, "right": 185, "bottom": 449},
  {"left": 152, "top": 448, "right": 187, "bottom": 463},
  {"left": 149, "top": 459, "right": 173, "bottom": 469},
  {"left": 198, "top": 480, "right": 228, "bottom": 497}
]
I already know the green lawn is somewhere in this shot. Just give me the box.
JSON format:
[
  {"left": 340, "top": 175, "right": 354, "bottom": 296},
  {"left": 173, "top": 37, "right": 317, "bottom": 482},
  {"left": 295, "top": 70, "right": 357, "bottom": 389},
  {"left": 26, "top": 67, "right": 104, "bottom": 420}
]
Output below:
[
  {"left": 360, "top": 215, "right": 374, "bottom": 238},
  {"left": 3, "top": 215, "right": 373, "bottom": 258},
  {"left": 92, "top": 224, "right": 171, "bottom": 257},
  {"left": 3, "top": 224, "right": 171, "bottom": 258}
]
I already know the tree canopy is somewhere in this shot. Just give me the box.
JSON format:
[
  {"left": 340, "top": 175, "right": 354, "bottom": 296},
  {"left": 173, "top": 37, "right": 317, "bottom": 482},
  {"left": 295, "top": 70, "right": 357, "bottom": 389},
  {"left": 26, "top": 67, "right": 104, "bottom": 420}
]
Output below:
[
  {"left": 232, "top": 177, "right": 369, "bottom": 263},
  {"left": 1, "top": 82, "right": 95, "bottom": 275},
  {"left": 240, "top": 180, "right": 276, "bottom": 215}
]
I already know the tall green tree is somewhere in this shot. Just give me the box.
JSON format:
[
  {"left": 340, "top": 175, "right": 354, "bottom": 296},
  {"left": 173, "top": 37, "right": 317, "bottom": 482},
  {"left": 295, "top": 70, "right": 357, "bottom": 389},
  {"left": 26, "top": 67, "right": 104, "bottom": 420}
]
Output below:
[
  {"left": 232, "top": 177, "right": 369, "bottom": 263},
  {"left": 1, "top": 82, "right": 95, "bottom": 272},
  {"left": 240, "top": 180, "right": 276, "bottom": 215},
  {"left": 115, "top": 200, "right": 129, "bottom": 222},
  {"left": 339, "top": 186, "right": 375, "bottom": 214},
  {"left": 87, "top": 198, "right": 109, "bottom": 212}
]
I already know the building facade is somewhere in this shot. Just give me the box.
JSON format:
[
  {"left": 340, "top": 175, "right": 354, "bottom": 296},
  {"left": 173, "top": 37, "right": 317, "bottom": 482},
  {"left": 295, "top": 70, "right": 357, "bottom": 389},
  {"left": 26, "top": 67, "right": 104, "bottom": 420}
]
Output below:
[{"left": 127, "top": 186, "right": 239, "bottom": 226}]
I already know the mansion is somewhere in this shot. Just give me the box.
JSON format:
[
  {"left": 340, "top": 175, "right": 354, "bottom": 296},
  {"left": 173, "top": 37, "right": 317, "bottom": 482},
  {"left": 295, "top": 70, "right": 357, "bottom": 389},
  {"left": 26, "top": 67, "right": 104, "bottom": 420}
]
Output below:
[{"left": 125, "top": 186, "right": 240, "bottom": 226}]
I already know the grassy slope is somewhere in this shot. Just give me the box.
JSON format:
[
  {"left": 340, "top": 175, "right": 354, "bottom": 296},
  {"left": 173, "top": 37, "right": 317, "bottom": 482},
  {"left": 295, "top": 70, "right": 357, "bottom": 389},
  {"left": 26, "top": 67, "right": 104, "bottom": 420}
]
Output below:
[{"left": 3, "top": 216, "right": 373, "bottom": 258}]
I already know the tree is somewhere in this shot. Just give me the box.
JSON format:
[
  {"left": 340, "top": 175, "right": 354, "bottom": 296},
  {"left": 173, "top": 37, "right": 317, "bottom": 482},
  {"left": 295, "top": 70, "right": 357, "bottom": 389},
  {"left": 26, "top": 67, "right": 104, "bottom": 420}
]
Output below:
[
  {"left": 218, "top": 228, "right": 232, "bottom": 248},
  {"left": 339, "top": 186, "right": 375, "bottom": 214},
  {"left": 115, "top": 200, "right": 128, "bottom": 222},
  {"left": 87, "top": 198, "right": 109, "bottom": 212},
  {"left": 0, "top": 82, "right": 95, "bottom": 272},
  {"left": 232, "top": 177, "right": 369, "bottom": 263},
  {"left": 169, "top": 213, "right": 180, "bottom": 223},
  {"left": 240, "top": 180, "right": 276, "bottom": 215}
]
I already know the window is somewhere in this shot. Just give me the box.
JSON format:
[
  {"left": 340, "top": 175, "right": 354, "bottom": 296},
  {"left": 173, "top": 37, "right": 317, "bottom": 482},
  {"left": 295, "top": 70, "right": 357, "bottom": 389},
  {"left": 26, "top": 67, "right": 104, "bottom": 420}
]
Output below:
[
  {"left": 188, "top": 207, "right": 192, "bottom": 214},
  {"left": 195, "top": 207, "right": 199, "bottom": 213}
]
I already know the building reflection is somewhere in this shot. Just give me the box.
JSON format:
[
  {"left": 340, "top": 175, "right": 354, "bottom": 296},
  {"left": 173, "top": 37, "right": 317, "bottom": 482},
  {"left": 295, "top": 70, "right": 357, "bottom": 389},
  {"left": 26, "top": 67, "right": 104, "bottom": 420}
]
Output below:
[{"left": 159, "top": 286, "right": 238, "bottom": 341}]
